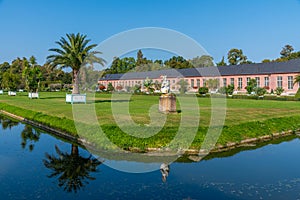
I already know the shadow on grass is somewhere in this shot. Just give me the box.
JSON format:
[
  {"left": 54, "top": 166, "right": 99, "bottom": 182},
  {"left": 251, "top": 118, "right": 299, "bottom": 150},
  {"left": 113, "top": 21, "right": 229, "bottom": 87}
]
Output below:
[
  {"left": 40, "top": 96, "right": 66, "bottom": 100},
  {"left": 93, "top": 99, "right": 132, "bottom": 103}
]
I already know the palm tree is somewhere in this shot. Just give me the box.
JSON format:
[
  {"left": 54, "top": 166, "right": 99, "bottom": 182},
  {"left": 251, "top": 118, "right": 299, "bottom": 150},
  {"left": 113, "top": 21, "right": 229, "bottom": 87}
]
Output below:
[
  {"left": 47, "top": 33, "right": 105, "bottom": 94},
  {"left": 294, "top": 75, "right": 300, "bottom": 86},
  {"left": 43, "top": 145, "right": 102, "bottom": 193}
]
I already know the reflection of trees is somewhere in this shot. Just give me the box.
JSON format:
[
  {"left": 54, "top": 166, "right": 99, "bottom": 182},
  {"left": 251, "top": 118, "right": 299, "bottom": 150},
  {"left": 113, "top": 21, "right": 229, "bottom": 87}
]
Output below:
[
  {"left": 21, "top": 125, "right": 41, "bottom": 151},
  {"left": 0, "top": 115, "right": 19, "bottom": 130},
  {"left": 43, "top": 145, "right": 102, "bottom": 193}
]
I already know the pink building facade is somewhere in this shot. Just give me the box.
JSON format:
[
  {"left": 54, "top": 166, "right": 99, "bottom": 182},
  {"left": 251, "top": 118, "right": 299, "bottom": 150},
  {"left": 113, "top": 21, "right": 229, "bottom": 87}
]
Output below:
[{"left": 99, "top": 59, "right": 300, "bottom": 94}]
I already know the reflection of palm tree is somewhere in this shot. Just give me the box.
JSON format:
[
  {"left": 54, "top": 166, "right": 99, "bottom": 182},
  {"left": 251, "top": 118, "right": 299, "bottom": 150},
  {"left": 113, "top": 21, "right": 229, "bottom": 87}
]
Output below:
[
  {"left": 21, "top": 125, "right": 41, "bottom": 151},
  {"left": 0, "top": 115, "right": 19, "bottom": 130},
  {"left": 43, "top": 145, "right": 102, "bottom": 193}
]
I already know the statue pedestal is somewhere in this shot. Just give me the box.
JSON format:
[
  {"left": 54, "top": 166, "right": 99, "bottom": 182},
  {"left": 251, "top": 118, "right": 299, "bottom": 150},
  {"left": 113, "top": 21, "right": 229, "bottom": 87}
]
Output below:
[{"left": 159, "top": 94, "right": 176, "bottom": 113}]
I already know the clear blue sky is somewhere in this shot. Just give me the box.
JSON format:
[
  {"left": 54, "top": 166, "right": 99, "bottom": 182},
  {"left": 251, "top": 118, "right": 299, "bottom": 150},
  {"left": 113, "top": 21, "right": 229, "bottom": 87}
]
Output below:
[{"left": 0, "top": 0, "right": 300, "bottom": 65}]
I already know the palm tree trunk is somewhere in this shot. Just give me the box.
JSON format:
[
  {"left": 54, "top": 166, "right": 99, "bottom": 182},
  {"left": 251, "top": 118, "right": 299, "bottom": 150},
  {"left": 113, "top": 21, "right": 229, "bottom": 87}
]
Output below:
[
  {"left": 73, "top": 69, "right": 80, "bottom": 94},
  {"left": 71, "top": 144, "right": 79, "bottom": 156}
]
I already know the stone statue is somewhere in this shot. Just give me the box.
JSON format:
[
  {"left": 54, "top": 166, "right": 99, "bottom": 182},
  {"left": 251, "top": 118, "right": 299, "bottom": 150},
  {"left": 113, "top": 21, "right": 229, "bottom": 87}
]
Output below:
[{"left": 160, "top": 75, "right": 170, "bottom": 94}]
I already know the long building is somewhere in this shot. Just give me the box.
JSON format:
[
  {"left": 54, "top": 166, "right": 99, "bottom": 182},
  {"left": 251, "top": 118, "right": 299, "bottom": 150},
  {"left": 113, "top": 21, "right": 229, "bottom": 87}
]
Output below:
[{"left": 98, "top": 59, "right": 300, "bottom": 94}]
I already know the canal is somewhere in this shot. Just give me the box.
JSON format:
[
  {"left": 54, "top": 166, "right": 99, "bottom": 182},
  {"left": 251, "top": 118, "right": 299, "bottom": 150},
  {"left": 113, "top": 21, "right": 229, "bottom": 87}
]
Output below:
[{"left": 1, "top": 115, "right": 300, "bottom": 200}]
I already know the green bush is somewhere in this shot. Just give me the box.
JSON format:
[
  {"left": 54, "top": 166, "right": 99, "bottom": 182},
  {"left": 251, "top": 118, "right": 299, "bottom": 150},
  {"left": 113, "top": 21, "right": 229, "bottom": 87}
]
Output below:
[
  {"left": 198, "top": 87, "right": 209, "bottom": 94},
  {"left": 107, "top": 82, "right": 114, "bottom": 92},
  {"left": 255, "top": 87, "right": 267, "bottom": 96},
  {"left": 275, "top": 87, "right": 284, "bottom": 95},
  {"left": 227, "top": 84, "right": 234, "bottom": 95},
  {"left": 218, "top": 86, "right": 227, "bottom": 94}
]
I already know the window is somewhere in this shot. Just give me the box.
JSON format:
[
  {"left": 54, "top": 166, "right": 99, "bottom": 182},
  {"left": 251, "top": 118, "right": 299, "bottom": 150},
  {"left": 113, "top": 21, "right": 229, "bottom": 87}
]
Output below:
[
  {"left": 223, "top": 78, "right": 227, "bottom": 87},
  {"left": 264, "top": 77, "right": 269, "bottom": 87},
  {"left": 288, "top": 76, "right": 293, "bottom": 90},
  {"left": 197, "top": 79, "right": 200, "bottom": 88},
  {"left": 255, "top": 77, "right": 260, "bottom": 87},
  {"left": 246, "top": 77, "right": 250, "bottom": 85},
  {"left": 172, "top": 80, "right": 175, "bottom": 84},
  {"left": 230, "top": 78, "right": 234, "bottom": 86},
  {"left": 203, "top": 79, "right": 206, "bottom": 87},
  {"left": 238, "top": 77, "right": 243, "bottom": 89},
  {"left": 191, "top": 79, "right": 194, "bottom": 87},
  {"left": 277, "top": 76, "right": 282, "bottom": 88}
]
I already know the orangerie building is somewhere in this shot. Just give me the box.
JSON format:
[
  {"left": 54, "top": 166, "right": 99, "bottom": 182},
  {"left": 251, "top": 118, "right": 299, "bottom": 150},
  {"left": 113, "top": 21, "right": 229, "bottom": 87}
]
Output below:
[{"left": 98, "top": 59, "right": 300, "bottom": 95}]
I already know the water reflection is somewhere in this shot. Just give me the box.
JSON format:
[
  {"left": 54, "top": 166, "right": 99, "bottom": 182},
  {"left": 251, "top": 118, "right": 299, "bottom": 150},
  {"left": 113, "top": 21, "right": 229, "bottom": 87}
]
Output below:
[
  {"left": 0, "top": 115, "right": 19, "bottom": 130},
  {"left": 21, "top": 125, "right": 41, "bottom": 151},
  {"left": 43, "top": 144, "right": 102, "bottom": 193},
  {"left": 160, "top": 163, "right": 170, "bottom": 182}
]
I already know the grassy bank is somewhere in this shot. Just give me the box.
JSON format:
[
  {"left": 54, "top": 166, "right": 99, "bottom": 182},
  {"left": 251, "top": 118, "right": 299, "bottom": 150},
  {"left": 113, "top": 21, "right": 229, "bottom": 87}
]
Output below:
[{"left": 0, "top": 92, "right": 300, "bottom": 150}]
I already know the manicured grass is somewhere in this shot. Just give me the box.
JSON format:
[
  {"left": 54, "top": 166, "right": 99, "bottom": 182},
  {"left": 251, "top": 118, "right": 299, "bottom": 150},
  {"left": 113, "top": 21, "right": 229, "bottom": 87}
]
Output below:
[{"left": 0, "top": 92, "right": 300, "bottom": 150}]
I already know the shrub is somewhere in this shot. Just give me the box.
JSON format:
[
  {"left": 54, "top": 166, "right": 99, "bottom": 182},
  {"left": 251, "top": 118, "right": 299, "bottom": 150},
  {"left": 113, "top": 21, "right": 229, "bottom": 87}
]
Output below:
[
  {"left": 227, "top": 84, "right": 234, "bottom": 95},
  {"left": 275, "top": 87, "right": 284, "bottom": 95},
  {"left": 245, "top": 79, "right": 257, "bottom": 94},
  {"left": 218, "top": 85, "right": 234, "bottom": 95},
  {"left": 255, "top": 87, "right": 267, "bottom": 96},
  {"left": 98, "top": 84, "right": 106, "bottom": 91},
  {"left": 125, "top": 86, "right": 131, "bottom": 92},
  {"left": 263, "top": 86, "right": 270, "bottom": 90},
  {"left": 107, "top": 83, "right": 114, "bottom": 92},
  {"left": 116, "top": 85, "right": 123, "bottom": 91},
  {"left": 218, "top": 86, "right": 227, "bottom": 94},
  {"left": 198, "top": 87, "right": 209, "bottom": 94},
  {"left": 133, "top": 84, "right": 141, "bottom": 93}
]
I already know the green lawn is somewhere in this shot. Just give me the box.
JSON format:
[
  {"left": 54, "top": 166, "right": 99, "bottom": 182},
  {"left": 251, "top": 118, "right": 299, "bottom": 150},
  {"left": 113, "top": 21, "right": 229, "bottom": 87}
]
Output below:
[{"left": 0, "top": 92, "right": 300, "bottom": 150}]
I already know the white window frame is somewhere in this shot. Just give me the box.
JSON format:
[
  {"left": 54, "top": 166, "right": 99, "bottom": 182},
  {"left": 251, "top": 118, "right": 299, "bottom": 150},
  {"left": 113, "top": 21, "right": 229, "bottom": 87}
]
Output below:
[
  {"left": 238, "top": 77, "right": 243, "bottom": 89},
  {"left": 288, "top": 76, "right": 293, "bottom": 90},
  {"left": 277, "top": 76, "right": 283, "bottom": 88},
  {"left": 255, "top": 77, "right": 260, "bottom": 87},
  {"left": 264, "top": 77, "right": 269, "bottom": 87}
]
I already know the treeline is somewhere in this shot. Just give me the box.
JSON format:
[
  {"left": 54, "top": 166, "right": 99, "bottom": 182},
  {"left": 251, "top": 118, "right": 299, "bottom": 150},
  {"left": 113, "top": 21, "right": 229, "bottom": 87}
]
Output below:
[
  {"left": 0, "top": 56, "right": 72, "bottom": 91},
  {"left": 103, "top": 50, "right": 214, "bottom": 75},
  {"left": 0, "top": 56, "right": 102, "bottom": 91},
  {"left": 104, "top": 44, "right": 300, "bottom": 75}
]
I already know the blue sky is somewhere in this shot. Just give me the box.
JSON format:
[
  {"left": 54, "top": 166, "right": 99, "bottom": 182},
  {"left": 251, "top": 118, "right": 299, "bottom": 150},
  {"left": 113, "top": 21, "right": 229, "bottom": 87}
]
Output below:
[{"left": 0, "top": 0, "right": 300, "bottom": 65}]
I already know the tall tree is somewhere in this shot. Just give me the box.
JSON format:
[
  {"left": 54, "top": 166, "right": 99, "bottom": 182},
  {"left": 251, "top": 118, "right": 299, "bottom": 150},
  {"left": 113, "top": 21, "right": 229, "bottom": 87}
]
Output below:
[
  {"left": 190, "top": 55, "right": 214, "bottom": 67},
  {"left": 136, "top": 49, "right": 147, "bottom": 66},
  {"left": 47, "top": 33, "right": 105, "bottom": 94},
  {"left": 22, "top": 56, "right": 43, "bottom": 92},
  {"left": 216, "top": 56, "right": 227, "bottom": 66},
  {"left": 164, "top": 56, "right": 193, "bottom": 69},
  {"left": 280, "top": 44, "right": 294, "bottom": 58},
  {"left": 227, "top": 48, "right": 248, "bottom": 65},
  {"left": 107, "top": 57, "right": 136, "bottom": 74}
]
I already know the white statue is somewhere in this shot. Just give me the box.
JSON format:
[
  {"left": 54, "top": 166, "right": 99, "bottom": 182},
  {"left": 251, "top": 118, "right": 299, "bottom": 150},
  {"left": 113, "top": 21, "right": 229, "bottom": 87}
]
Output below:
[{"left": 160, "top": 75, "right": 170, "bottom": 94}]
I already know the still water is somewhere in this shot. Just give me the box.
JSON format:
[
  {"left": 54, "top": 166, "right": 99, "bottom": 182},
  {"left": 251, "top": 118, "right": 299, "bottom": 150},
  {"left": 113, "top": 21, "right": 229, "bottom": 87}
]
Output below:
[{"left": 1, "top": 115, "right": 300, "bottom": 200}]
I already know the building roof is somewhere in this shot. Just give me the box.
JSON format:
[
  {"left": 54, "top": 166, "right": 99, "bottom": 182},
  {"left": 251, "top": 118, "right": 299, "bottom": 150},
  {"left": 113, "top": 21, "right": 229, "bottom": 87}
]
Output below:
[{"left": 99, "top": 59, "right": 300, "bottom": 81}]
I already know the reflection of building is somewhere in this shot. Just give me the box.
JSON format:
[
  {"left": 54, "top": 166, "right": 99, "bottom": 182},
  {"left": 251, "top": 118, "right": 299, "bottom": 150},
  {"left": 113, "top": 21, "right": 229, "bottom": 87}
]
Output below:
[
  {"left": 99, "top": 59, "right": 300, "bottom": 94},
  {"left": 160, "top": 163, "right": 170, "bottom": 182}
]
